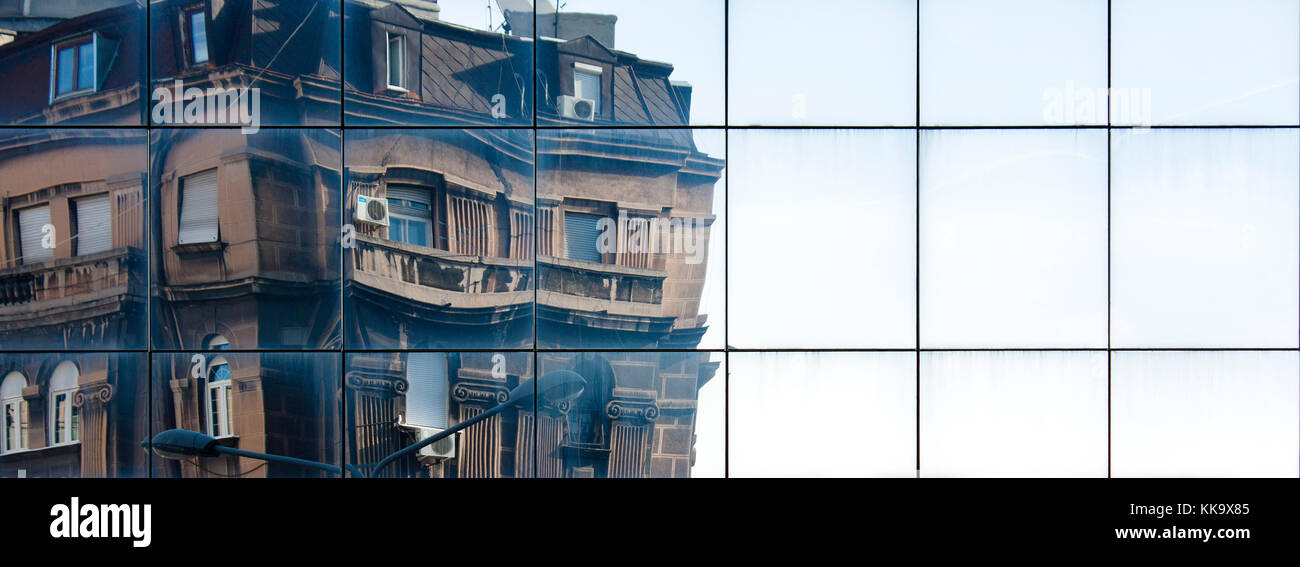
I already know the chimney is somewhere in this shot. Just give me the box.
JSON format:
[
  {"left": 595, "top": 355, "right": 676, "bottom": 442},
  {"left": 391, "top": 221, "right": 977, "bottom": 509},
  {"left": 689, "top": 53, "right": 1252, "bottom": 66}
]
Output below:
[{"left": 500, "top": 0, "right": 617, "bottom": 49}]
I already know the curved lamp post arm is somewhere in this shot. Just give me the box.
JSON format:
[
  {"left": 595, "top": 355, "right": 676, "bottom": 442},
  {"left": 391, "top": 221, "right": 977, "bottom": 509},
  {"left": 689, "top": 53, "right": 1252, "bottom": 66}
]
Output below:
[
  {"left": 213, "top": 445, "right": 362, "bottom": 477},
  {"left": 366, "top": 402, "right": 503, "bottom": 478}
]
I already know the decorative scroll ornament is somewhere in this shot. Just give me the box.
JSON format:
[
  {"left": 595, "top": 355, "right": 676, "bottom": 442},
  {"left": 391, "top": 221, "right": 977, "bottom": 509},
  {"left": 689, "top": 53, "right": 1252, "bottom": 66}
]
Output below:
[
  {"left": 605, "top": 398, "right": 659, "bottom": 423},
  {"left": 73, "top": 382, "right": 114, "bottom": 408},
  {"left": 452, "top": 381, "right": 509, "bottom": 405},
  {"left": 347, "top": 373, "right": 409, "bottom": 395}
]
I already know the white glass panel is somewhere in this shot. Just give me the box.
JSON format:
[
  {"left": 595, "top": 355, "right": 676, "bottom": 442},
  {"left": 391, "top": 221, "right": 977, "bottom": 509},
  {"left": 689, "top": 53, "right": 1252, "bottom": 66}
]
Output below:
[
  {"left": 920, "top": 351, "right": 1108, "bottom": 477},
  {"left": 730, "top": 0, "right": 916, "bottom": 125},
  {"left": 730, "top": 352, "right": 916, "bottom": 477},
  {"left": 1111, "top": 0, "right": 1300, "bottom": 125},
  {"left": 1111, "top": 129, "right": 1300, "bottom": 348},
  {"left": 920, "top": 129, "right": 1107, "bottom": 348},
  {"left": 921, "top": 0, "right": 1108, "bottom": 126},
  {"left": 1112, "top": 351, "right": 1300, "bottom": 477},
  {"left": 729, "top": 129, "right": 916, "bottom": 348}
]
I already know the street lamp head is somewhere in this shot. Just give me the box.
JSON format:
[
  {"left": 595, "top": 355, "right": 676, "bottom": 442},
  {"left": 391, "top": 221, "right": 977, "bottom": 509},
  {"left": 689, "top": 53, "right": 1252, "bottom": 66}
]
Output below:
[
  {"left": 148, "top": 428, "right": 220, "bottom": 460},
  {"left": 508, "top": 370, "right": 586, "bottom": 408}
]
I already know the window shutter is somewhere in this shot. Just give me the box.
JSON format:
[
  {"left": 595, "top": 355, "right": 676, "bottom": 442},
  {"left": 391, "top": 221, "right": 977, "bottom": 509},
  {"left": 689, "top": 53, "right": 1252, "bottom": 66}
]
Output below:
[
  {"left": 18, "top": 205, "right": 52, "bottom": 264},
  {"left": 565, "top": 212, "right": 603, "bottom": 263},
  {"left": 387, "top": 186, "right": 430, "bottom": 205},
  {"left": 404, "top": 352, "right": 449, "bottom": 429},
  {"left": 178, "top": 169, "right": 219, "bottom": 244},
  {"left": 74, "top": 194, "right": 112, "bottom": 255}
]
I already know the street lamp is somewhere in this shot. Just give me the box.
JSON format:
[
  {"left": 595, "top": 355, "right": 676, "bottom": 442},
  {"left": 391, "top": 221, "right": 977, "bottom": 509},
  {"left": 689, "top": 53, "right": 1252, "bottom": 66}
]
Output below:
[
  {"left": 146, "top": 428, "right": 363, "bottom": 477},
  {"left": 146, "top": 370, "right": 586, "bottom": 478}
]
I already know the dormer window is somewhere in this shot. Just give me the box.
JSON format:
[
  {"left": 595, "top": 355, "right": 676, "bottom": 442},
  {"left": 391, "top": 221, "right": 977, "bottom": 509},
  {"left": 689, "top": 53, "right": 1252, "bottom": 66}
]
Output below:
[
  {"left": 573, "top": 62, "right": 602, "bottom": 112},
  {"left": 183, "top": 6, "right": 209, "bottom": 66},
  {"left": 386, "top": 33, "right": 407, "bottom": 92},
  {"left": 52, "top": 35, "right": 95, "bottom": 98}
]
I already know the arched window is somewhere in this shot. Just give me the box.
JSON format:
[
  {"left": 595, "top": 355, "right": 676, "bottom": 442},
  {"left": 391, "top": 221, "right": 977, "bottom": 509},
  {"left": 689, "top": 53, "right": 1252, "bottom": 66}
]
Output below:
[
  {"left": 204, "top": 334, "right": 231, "bottom": 350},
  {"left": 204, "top": 355, "right": 232, "bottom": 437},
  {"left": 49, "top": 362, "right": 80, "bottom": 446},
  {"left": 1, "top": 372, "right": 29, "bottom": 453}
]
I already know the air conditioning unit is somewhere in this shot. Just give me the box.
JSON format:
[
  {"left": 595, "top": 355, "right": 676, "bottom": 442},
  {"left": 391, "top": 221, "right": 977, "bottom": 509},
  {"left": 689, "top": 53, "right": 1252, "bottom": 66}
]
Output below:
[
  {"left": 558, "top": 95, "right": 596, "bottom": 121},
  {"left": 398, "top": 418, "right": 458, "bottom": 463},
  {"left": 355, "top": 194, "right": 389, "bottom": 226}
]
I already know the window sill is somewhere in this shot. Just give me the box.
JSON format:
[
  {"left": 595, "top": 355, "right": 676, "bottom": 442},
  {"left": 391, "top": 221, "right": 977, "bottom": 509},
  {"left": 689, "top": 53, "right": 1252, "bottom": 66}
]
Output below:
[
  {"left": 173, "top": 241, "right": 226, "bottom": 255},
  {"left": 384, "top": 85, "right": 410, "bottom": 95},
  {"left": 50, "top": 88, "right": 96, "bottom": 104}
]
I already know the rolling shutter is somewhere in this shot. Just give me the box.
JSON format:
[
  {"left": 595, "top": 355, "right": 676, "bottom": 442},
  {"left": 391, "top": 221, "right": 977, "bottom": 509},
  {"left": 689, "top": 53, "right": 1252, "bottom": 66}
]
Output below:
[
  {"left": 387, "top": 186, "right": 432, "bottom": 210},
  {"left": 74, "top": 194, "right": 112, "bottom": 255},
  {"left": 18, "top": 206, "right": 52, "bottom": 264},
  {"left": 178, "top": 169, "right": 218, "bottom": 244},
  {"left": 565, "top": 212, "right": 603, "bottom": 263},
  {"left": 404, "top": 352, "right": 449, "bottom": 429}
]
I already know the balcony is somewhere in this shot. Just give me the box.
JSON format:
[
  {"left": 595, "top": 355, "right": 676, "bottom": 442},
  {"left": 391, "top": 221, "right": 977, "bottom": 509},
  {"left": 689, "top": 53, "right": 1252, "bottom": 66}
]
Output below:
[
  {"left": 0, "top": 247, "right": 146, "bottom": 335},
  {"left": 346, "top": 233, "right": 532, "bottom": 313},
  {"left": 537, "top": 256, "right": 675, "bottom": 337}
]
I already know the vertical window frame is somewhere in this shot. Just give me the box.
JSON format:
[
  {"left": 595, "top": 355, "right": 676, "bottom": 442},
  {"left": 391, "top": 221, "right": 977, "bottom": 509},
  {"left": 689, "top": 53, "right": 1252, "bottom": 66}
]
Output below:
[
  {"left": 182, "top": 5, "right": 210, "bottom": 67},
  {"left": 386, "top": 32, "right": 408, "bottom": 92}
]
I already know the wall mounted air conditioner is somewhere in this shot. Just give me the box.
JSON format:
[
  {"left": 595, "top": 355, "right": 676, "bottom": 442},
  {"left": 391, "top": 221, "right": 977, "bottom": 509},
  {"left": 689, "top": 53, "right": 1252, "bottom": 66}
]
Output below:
[
  {"left": 398, "top": 418, "right": 458, "bottom": 463},
  {"left": 355, "top": 194, "right": 389, "bottom": 226},
  {"left": 558, "top": 95, "right": 596, "bottom": 121}
]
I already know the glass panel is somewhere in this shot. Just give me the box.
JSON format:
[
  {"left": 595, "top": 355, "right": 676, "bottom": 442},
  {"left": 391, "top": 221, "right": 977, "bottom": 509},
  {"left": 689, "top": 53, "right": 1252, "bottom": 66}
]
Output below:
[
  {"left": 730, "top": 0, "right": 915, "bottom": 126},
  {"left": 0, "top": 3, "right": 142, "bottom": 125},
  {"left": 54, "top": 393, "right": 67, "bottom": 444},
  {"left": 387, "top": 36, "right": 403, "bottom": 88},
  {"left": 2, "top": 353, "right": 146, "bottom": 477},
  {"left": 1111, "top": 0, "right": 1299, "bottom": 125},
  {"left": 920, "top": 351, "right": 1108, "bottom": 477},
  {"left": 730, "top": 352, "right": 916, "bottom": 477},
  {"left": 190, "top": 11, "right": 209, "bottom": 64},
  {"left": 152, "top": 352, "right": 342, "bottom": 478},
  {"left": 532, "top": 351, "right": 722, "bottom": 478},
  {"left": 1112, "top": 351, "right": 1300, "bottom": 477},
  {"left": 345, "top": 0, "right": 532, "bottom": 126},
  {"left": 920, "top": 129, "right": 1108, "bottom": 348},
  {"left": 154, "top": 1, "right": 340, "bottom": 126},
  {"left": 921, "top": 0, "right": 1107, "bottom": 126},
  {"left": 574, "top": 69, "right": 601, "bottom": 109},
  {"left": 537, "top": 129, "right": 725, "bottom": 350},
  {"left": 1111, "top": 128, "right": 1300, "bottom": 348},
  {"left": 531, "top": 0, "right": 723, "bottom": 125},
  {"left": 77, "top": 41, "right": 95, "bottom": 90},
  {"left": 344, "top": 129, "right": 534, "bottom": 350},
  {"left": 0, "top": 129, "right": 147, "bottom": 350},
  {"left": 56, "top": 46, "right": 76, "bottom": 95},
  {"left": 345, "top": 352, "right": 533, "bottom": 478},
  {"left": 151, "top": 129, "right": 342, "bottom": 350},
  {"left": 730, "top": 129, "right": 915, "bottom": 348}
]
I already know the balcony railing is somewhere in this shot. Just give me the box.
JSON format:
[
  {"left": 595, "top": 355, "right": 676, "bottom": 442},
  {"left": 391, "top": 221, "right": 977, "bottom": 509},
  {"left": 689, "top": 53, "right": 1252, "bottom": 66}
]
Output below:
[
  {"left": 0, "top": 247, "right": 145, "bottom": 313},
  {"left": 537, "top": 255, "right": 666, "bottom": 318},
  {"left": 347, "top": 233, "right": 531, "bottom": 309}
]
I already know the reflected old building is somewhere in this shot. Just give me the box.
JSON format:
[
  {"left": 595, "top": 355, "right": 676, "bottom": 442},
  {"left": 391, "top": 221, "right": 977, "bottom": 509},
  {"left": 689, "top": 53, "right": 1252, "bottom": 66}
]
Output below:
[
  {"left": 0, "top": 353, "right": 148, "bottom": 478},
  {"left": 150, "top": 128, "right": 342, "bottom": 350},
  {"left": 341, "top": 0, "right": 723, "bottom": 478},
  {"left": 149, "top": 0, "right": 341, "bottom": 126},
  {"left": 151, "top": 352, "right": 341, "bottom": 478},
  {"left": 0, "top": 0, "right": 144, "bottom": 126},
  {"left": 0, "top": 126, "right": 148, "bottom": 477}
]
